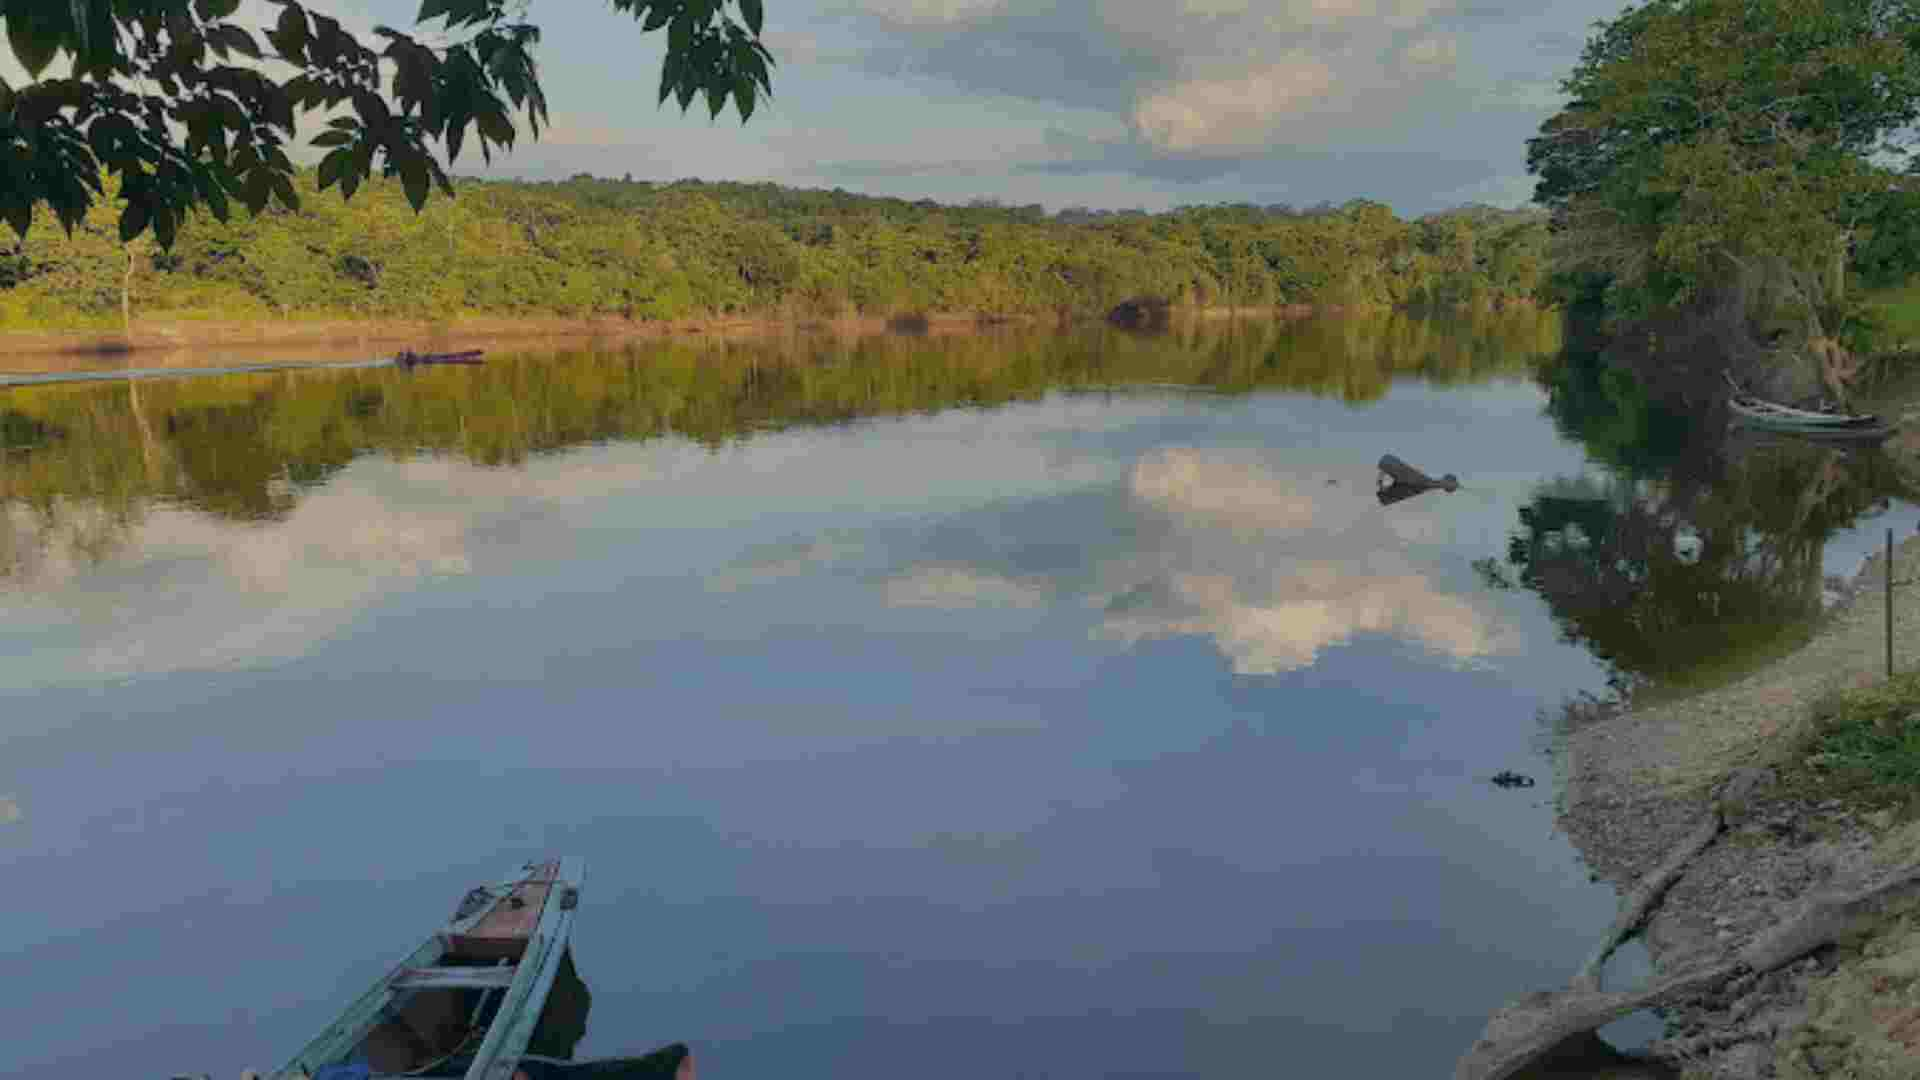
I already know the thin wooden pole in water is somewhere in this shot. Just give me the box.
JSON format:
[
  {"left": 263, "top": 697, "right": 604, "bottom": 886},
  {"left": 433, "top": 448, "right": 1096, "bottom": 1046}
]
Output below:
[{"left": 1889, "top": 528, "right": 1896, "bottom": 680}]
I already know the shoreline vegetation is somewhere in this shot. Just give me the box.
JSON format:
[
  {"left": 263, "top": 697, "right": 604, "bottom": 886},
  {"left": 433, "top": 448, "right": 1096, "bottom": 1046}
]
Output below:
[
  {"left": 0, "top": 303, "right": 1347, "bottom": 367},
  {"left": 0, "top": 172, "right": 1550, "bottom": 366}
]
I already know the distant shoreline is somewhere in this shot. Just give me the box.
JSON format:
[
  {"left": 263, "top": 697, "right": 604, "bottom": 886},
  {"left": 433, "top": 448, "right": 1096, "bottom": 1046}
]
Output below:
[{"left": 0, "top": 304, "right": 1345, "bottom": 371}]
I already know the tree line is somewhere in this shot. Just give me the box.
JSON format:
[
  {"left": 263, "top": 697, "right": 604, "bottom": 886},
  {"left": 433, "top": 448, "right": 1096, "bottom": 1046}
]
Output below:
[{"left": 0, "top": 172, "right": 1551, "bottom": 332}]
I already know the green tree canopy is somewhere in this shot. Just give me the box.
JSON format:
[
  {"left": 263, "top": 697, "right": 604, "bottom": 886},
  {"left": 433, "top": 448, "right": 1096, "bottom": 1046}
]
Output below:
[
  {"left": 0, "top": 1, "right": 774, "bottom": 246},
  {"left": 1526, "top": 0, "right": 1920, "bottom": 314}
]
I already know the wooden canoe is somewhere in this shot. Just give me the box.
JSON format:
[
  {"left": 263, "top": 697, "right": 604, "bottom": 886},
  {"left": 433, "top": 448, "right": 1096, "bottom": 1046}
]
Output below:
[
  {"left": 1727, "top": 394, "right": 1882, "bottom": 430},
  {"left": 271, "top": 857, "right": 586, "bottom": 1080},
  {"left": 395, "top": 349, "right": 487, "bottom": 368}
]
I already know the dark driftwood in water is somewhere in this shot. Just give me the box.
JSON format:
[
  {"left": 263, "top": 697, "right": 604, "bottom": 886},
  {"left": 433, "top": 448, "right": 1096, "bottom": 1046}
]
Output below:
[
  {"left": 1458, "top": 864, "right": 1920, "bottom": 1079},
  {"left": 1378, "top": 454, "right": 1458, "bottom": 492},
  {"left": 395, "top": 348, "right": 486, "bottom": 368},
  {"left": 1572, "top": 809, "right": 1725, "bottom": 993}
]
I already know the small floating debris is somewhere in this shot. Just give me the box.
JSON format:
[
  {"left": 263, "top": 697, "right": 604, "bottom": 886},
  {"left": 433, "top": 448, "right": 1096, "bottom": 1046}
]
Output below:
[
  {"left": 1489, "top": 771, "right": 1536, "bottom": 789},
  {"left": 393, "top": 348, "right": 486, "bottom": 368},
  {"left": 0, "top": 794, "right": 20, "bottom": 824}
]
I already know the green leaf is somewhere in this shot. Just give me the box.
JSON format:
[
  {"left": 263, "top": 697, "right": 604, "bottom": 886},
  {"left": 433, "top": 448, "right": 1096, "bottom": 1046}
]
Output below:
[
  {"left": 399, "top": 153, "right": 429, "bottom": 211},
  {"left": 659, "top": 55, "right": 679, "bottom": 106},
  {"left": 152, "top": 205, "right": 177, "bottom": 250},
  {"left": 68, "top": 0, "right": 90, "bottom": 58},
  {"left": 217, "top": 25, "right": 262, "bottom": 60},
  {"left": 317, "top": 147, "right": 348, "bottom": 189},
  {"left": 119, "top": 200, "right": 149, "bottom": 243},
  {"left": 2, "top": 196, "right": 29, "bottom": 241},
  {"left": 242, "top": 166, "right": 272, "bottom": 214},
  {"left": 272, "top": 170, "right": 298, "bottom": 211},
  {"left": 735, "top": 75, "right": 755, "bottom": 122},
  {"left": 740, "top": 0, "right": 764, "bottom": 36},
  {"left": 273, "top": 4, "right": 309, "bottom": 63},
  {"left": 8, "top": 13, "right": 60, "bottom": 78},
  {"left": 199, "top": 169, "right": 231, "bottom": 221},
  {"left": 196, "top": 0, "right": 244, "bottom": 18},
  {"left": 706, "top": 83, "right": 725, "bottom": 120},
  {"left": 310, "top": 130, "right": 353, "bottom": 148}
]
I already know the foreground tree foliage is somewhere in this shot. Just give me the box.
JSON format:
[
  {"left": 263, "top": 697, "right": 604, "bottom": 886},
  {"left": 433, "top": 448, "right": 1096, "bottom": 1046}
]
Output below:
[
  {"left": 0, "top": 175, "right": 1551, "bottom": 328},
  {"left": 1527, "top": 0, "right": 1920, "bottom": 396},
  {"left": 0, "top": 1, "right": 774, "bottom": 245}
]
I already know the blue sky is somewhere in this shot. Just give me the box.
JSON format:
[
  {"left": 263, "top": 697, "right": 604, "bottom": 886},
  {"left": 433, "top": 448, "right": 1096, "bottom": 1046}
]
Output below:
[{"left": 305, "top": 0, "right": 1622, "bottom": 216}]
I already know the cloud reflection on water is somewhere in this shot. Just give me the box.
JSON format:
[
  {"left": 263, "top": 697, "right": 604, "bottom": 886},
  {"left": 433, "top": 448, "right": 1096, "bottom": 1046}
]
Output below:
[{"left": 721, "top": 443, "right": 1515, "bottom": 676}]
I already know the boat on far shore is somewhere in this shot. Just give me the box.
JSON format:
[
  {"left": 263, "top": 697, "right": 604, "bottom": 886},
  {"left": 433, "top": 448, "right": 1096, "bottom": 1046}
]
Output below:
[{"left": 395, "top": 349, "right": 487, "bottom": 368}]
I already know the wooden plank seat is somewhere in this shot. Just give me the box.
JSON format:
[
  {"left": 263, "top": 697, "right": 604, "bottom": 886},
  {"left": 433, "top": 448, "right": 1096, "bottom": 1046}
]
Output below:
[{"left": 391, "top": 965, "right": 519, "bottom": 991}]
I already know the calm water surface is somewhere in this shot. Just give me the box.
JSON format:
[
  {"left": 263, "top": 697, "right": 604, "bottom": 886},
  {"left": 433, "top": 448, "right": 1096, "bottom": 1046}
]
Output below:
[{"left": 3, "top": 314, "right": 1908, "bottom": 1077}]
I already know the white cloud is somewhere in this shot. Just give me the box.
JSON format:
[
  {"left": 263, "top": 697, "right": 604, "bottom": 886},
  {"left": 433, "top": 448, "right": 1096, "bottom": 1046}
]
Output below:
[
  {"left": 881, "top": 566, "right": 1049, "bottom": 609},
  {"left": 1131, "top": 57, "right": 1336, "bottom": 155},
  {"left": 1401, "top": 35, "right": 1459, "bottom": 69},
  {"left": 857, "top": 0, "right": 1006, "bottom": 25}
]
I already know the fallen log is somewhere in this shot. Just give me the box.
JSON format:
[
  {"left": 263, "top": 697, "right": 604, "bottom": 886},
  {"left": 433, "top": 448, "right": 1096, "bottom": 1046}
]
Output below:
[
  {"left": 1455, "top": 961, "right": 1745, "bottom": 1080},
  {"left": 1458, "top": 866, "right": 1920, "bottom": 1079},
  {"left": 1456, "top": 763, "right": 1917, "bottom": 1080}
]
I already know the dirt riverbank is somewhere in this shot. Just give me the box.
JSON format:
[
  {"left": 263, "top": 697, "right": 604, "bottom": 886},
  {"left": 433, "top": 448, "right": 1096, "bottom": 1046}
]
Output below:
[
  {"left": 0, "top": 304, "right": 1323, "bottom": 373},
  {"left": 1540, "top": 408, "right": 1920, "bottom": 1078}
]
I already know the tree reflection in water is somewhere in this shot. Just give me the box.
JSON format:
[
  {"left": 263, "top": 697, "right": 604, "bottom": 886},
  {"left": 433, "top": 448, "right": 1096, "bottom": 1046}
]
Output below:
[{"left": 1488, "top": 344, "right": 1912, "bottom": 699}]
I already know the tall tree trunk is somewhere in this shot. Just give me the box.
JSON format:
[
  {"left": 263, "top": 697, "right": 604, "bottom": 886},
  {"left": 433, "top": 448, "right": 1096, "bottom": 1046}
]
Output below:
[
  {"left": 1832, "top": 230, "right": 1849, "bottom": 306},
  {"left": 122, "top": 243, "right": 135, "bottom": 339}
]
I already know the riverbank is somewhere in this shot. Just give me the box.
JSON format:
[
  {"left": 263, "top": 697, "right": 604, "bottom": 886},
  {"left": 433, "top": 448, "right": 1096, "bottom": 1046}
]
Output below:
[
  {"left": 1540, "top": 417, "right": 1920, "bottom": 1078},
  {"left": 0, "top": 304, "right": 1333, "bottom": 372}
]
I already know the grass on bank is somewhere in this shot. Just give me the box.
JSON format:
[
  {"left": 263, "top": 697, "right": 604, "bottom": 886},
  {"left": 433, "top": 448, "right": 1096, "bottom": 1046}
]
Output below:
[
  {"left": 1785, "top": 673, "right": 1920, "bottom": 814},
  {"left": 1860, "top": 279, "right": 1920, "bottom": 352}
]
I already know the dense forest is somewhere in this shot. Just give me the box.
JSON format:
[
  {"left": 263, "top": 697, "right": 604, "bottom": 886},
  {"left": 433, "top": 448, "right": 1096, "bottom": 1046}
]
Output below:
[
  {"left": 1527, "top": 0, "right": 1920, "bottom": 398},
  {"left": 0, "top": 172, "right": 1551, "bottom": 332}
]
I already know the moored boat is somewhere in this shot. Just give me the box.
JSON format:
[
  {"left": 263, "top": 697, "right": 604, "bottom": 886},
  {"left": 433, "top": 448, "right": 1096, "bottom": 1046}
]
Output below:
[
  {"left": 1727, "top": 393, "right": 1882, "bottom": 431},
  {"left": 395, "top": 349, "right": 487, "bottom": 368},
  {"left": 271, "top": 857, "right": 586, "bottom": 1080}
]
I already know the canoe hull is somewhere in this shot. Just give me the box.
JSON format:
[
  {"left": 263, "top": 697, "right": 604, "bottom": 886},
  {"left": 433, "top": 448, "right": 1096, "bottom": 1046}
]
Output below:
[{"left": 271, "top": 856, "right": 586, "bottom": 1080}]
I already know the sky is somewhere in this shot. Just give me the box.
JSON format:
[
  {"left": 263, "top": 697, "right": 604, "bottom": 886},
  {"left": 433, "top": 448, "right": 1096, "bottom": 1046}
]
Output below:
[
  {"left": 391, "top": 0, "right": 1619, "bottom": 215},
  {"left": 0, "top": 1, "right": 1620, "bottom": 216}
]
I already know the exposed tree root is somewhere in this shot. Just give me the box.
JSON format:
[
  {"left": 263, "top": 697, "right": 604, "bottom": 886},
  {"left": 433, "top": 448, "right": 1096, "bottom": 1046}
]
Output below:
[
  {"left": 1457, "top": 763, "right": 1920, "bottom": 1080},
  {"left": 1645, "top": 1020, "right": 1774, "bottom": 1061},
  {"left": 1458, "top": 868, "right": 1920, "bottom": 1079},
  {"left": 1455, "top": 961, "right": 1744, "bottom": 1080},
  {"left": 1572, "top": 809, "right": 1725, "bottom": 993}
]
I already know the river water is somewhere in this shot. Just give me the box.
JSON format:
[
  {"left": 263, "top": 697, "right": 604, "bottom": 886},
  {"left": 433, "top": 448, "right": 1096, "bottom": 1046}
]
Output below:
[{"left": 3, "top": 313, "right": 1910, "bottom": 1077}]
